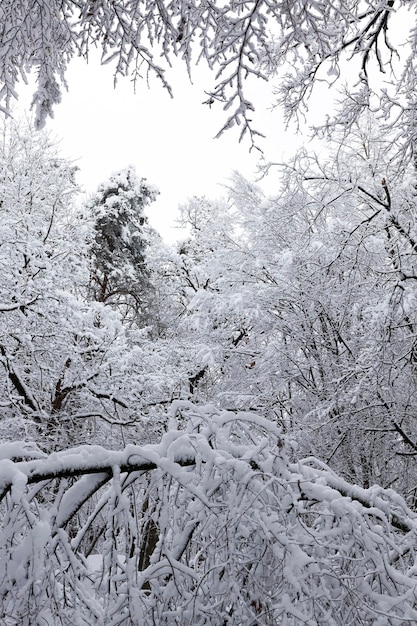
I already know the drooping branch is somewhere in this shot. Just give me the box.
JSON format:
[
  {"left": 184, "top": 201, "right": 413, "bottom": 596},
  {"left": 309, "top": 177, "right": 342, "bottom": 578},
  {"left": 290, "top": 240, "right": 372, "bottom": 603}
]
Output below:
[
  {"left": 0, "top": 432, "right": 415, "bottom": 537},
  {"left": 0, "top": 0, "right": 413, "bottom": 150},
  {"left": 16, "top": 451, "right": 196, "bottom": 487},
  {"left": 2, "top": 406, "right": 417, "bottom": 625}
]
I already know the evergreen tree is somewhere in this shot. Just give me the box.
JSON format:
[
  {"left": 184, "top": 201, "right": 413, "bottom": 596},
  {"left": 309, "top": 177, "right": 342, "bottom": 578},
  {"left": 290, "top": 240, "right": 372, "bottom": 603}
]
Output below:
[{"left": 87, "top": 166, "right": 158, "bottom": 326}]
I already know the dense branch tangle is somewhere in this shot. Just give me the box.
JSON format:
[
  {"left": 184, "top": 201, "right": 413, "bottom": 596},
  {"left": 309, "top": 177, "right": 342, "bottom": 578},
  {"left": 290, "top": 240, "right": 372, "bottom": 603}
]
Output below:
[
  {"left": 1, "top": 1, "right": 415, "bottom": 150},
  {"left": 2, "top": 403, "right": 417, "bottom": 625}
]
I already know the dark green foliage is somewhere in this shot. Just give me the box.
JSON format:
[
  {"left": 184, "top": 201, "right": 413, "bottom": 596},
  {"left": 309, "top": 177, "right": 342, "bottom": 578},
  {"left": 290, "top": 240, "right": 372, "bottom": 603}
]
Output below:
[{"left": 88, "top": 166, "right": 158, "bottom": 324}]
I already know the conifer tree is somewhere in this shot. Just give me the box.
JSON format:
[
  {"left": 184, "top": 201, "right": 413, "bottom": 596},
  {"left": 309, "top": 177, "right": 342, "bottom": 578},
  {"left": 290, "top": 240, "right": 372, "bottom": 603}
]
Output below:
[{"left": 88, "top": 166, "right": 158, "bottom": 326}]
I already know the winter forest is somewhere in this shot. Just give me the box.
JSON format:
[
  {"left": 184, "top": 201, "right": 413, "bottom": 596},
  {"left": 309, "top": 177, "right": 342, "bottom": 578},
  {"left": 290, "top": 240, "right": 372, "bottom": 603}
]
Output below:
[{"left": 3, "top": 1, "right": 417, "bottom": 625}]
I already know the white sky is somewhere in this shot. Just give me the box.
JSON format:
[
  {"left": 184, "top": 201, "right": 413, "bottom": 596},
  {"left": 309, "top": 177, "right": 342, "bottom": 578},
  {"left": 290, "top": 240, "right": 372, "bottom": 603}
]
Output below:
[{"left": 15, "top": 56, "right": 300, "bottom": 242}]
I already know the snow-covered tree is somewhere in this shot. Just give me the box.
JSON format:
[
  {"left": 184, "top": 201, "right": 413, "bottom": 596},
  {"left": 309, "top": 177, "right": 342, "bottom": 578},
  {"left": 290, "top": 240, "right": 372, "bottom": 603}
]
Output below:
[
  {"left": 0, "top": 125, "right": 168, "bottom": 450},
  {"left": 87, "top": 166, "right": 158, "bottom": 327},
  {"left": 0, "top": 122, "right": 84, "bottom": 442},
  {"left": 164, "top": 121, "right": 417, "bottom": 500},
  {"left": 269, "top": 123, "right": 417, "bottom": 497}
]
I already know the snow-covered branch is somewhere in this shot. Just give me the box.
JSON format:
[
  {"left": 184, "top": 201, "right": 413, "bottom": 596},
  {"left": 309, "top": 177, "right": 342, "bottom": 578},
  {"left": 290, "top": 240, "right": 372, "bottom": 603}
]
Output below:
[
  {"left": 1, "top": 1, "right": 417, "bottom": 151},
  {"left": 2, "top": 403, "right": 417, "bottom": 624}
]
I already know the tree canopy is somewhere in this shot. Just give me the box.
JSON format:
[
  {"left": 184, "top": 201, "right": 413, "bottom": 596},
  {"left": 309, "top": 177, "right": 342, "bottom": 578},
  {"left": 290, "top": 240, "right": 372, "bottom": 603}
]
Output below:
[{"left": 2, "top": 1, "right": 416, "bottom": 153}]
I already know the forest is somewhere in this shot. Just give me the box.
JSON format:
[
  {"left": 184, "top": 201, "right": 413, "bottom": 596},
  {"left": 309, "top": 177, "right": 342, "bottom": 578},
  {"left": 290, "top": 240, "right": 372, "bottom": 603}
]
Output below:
[{"left": 2, "top": 1, "right": 417, "bottom": 624}]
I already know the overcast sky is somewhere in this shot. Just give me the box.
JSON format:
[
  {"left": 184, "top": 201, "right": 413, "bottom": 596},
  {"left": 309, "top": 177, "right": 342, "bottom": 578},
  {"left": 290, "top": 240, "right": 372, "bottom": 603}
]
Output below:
[{"left": 14, "top": 56, "right": 301, "bottom": 242}]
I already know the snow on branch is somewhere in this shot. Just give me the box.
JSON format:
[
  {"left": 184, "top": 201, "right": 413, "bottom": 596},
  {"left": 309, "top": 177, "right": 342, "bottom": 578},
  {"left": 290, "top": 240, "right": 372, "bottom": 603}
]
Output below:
[
  {"left": 1, "top": 402, "right": 417, "bottom": 624},
  {"left": 2, "top": 1, "right": 417, "bottom": 150}
]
